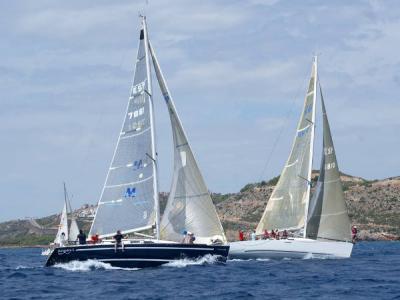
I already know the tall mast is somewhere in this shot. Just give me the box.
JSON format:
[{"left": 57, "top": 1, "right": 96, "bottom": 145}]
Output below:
[
  {"left": 63, "top": 182, "right": 69, "bottom": 213},
  {"left": 303, "top": 56, "right": 318, "bottom": 238},
  {"left": 142, "top": 16, "right": 160, "bottom": 240}
]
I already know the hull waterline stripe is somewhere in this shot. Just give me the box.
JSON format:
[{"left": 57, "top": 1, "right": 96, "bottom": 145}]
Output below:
[{"left": 76, "top": 246, "right": 215, "bottom": 252}]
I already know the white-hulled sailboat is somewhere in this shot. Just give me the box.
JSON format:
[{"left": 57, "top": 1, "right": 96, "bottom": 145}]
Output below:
[
  {"left": 229, "top": 57, "right": 353, "bottom": 259},
  {"left": 45, "top": 17, "right": 228, "bottom": 268},
  {"left": 42, "top": 183, "right": 79, "bottom": 255}
]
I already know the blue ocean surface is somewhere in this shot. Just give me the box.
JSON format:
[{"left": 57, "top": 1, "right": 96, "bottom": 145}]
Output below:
[{"left": 0, "top": 241, "right": 399, "bottom": 299}]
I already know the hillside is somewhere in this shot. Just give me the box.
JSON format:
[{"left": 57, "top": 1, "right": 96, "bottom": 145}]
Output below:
[{"left": 0, "top": 174, "right": 399, "bottom": 246}]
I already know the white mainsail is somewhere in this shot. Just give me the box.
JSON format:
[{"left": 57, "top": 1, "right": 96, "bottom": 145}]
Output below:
[
  {"left": 149, "top": 42, "right": 227, "bottom": 244},
  {"left": 256, "top": 58, "right": 317, "bottom": 234},
  {"left": 89, "top": 18, "right": 158, "bottom": 238},
  {"left": 54, "top": 202, "right": 68, "bottom": 244},
  {"left": 306, "top": 86, "right": 352, "bottom": 242}
]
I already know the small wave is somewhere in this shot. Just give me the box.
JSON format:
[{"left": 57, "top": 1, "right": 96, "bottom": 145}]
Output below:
[
  {"left": 256, "top": 258, "right": 271, "bottom": 261},
  {"left": 15, "top": 265, "right": 31, "bottom": 270},
  {"left": 163, "top": 254, "right": 220, "bottom": 268},
  {"left": 302, "top": 253, "right": 336, "bottom": 260},
  {"left": 53, "top": 260, "right": 139, "bottom": 272}
]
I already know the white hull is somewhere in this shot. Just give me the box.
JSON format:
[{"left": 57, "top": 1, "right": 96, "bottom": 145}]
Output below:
[{"left": 229, "top": 238, "right": 353, "bottom": 259}]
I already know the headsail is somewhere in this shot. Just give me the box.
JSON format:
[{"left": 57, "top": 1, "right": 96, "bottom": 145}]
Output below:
[
  {"left": 256, "top": 59, "right": 317, "bottom": 234},
  {"left": 89, "top": 19, "right": 158, "bottom": 238},
  {"left": 149, "top": 42, "right": 227, "bottom": 244},
  {"left": 306, "top": 86, "right": 351, "bottom": 242},
  {"left": 54, "top": 202, "right": 68, "bottom": 244}
]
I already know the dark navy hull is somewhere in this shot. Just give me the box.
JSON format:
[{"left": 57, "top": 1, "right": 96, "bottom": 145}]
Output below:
[{"left": 45, "top": 242, "right": 229, "bottom": 268}]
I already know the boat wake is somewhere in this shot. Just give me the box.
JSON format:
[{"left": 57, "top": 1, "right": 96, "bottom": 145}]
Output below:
[
  {"left": 53, "top": 260, "right": 139, "bottom": 272},
  {"left": 302, "top": 253, "right": 336, "bottom": 260},
  {"left": 163, "top": 254, "right": 221, "bottom": 268}
]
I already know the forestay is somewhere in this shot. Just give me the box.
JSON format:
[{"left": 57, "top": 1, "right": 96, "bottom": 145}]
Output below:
[
  {"left": 306, "top": 87, "right": 351, "bottom": 242},
  {"left": 90, "top": 22, "right": 156, "bottom": 237},
  {"left": 149, "top": 42, "right": 227, "bottom": 244},
  {"left": 256, "top": 60, "right": 317, "bottom": 234}
]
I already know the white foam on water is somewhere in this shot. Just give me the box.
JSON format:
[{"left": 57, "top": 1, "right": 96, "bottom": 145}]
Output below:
[
  {"left": 53, "top": 260, "right": 139, "bottom": 272},
  {"left": 302, "top": 253, "right": 335, "bottom": 260},
  {"left": 162, "top": 254, "right": 220, "bottom": 268},
  {"left": 255, "top": 258, "right": 271, "bottom": 261},
  {"left": 15, "top": 265, "right": 30, "bottom": 270}
]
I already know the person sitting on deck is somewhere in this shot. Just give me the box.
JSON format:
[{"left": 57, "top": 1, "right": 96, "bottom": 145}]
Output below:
[
  {"left": 181, "top": 230, "right": 188, "bottom": 243},
  {"left": 270, "top": 229, "right": 276, "bottom": 239},
  {"left": 275, "top": 229, "right": 280, "bottom": 240},
  {"left": 351, "top": 225, "right": 358, "bottom": 243},
  {"left": 77, "top": 230, "right": 87, "bottom": 245},
  {"left": 282, "top": 230, "right": 288, "bottom": 239},
  {"left": 90, "top": 234, "right": 101, "bottom": 244},
  {"left": 113, "top": 230, "right": 124, "bottom": 252},
  {"left": 188, "top": 232, "right": 196, "bottom": 244},
  {"left": 60, "top": 232, "right": 67, "bottom": 247},
  {"left": 239, "top": 230, "right": 244, "bottom": 241},
  {"left": 250, "top": 230, "right": 256, "bottom": 241},
  {"left": 263, "top": 230, "right": 270, "bottom": 240}
]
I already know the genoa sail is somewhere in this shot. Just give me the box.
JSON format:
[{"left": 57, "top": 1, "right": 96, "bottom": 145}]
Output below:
[
  {"left": 306, "top": 87, "right": 351, "bottom": 242},
  {"left": 89, "top": 19, "right": 157, "bottom": 238},
  {"left": 149, "top": 42, "right": 227, "bottom": 244},
  {"left": 69, "top": 217, "right": 80, "bottom": 242},
  {"left": 54, "top": 202, "right": 69, "bottom": 244},
  {"left": 256, "top": 59, "right": 317, "bottom": 234}
]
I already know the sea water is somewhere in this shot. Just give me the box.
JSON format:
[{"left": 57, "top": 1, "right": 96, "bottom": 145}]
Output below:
[{"left": 0, "top": 242, "right": 399, "bottom": 299}]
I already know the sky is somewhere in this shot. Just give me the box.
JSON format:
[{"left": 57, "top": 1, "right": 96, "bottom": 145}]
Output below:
[{"left": 1, "top": 0, "right": 399, "bottom": 221}]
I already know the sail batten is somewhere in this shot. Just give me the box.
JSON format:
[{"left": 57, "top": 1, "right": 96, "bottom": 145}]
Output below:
[
  {"left": 256, "top": 60, "right": 317, "bottom": 234},
  {"left": 149, "top": 42, "right": 226, "bottom": 244}
]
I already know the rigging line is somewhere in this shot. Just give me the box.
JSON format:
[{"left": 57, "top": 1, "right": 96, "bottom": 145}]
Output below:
[{"left": 257, "top": 68, "right": 310, "bottom": 182}]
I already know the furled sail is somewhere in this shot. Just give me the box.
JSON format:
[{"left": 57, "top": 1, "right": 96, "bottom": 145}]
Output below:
[
  {"left": 149, "top": 42, "right": 227, "bottom": 244},
  {"left": 90, "top": 20, "right": 157, "bottom": 237},
  {"left": 306, "top": 87, "right": 351, "bottom": 242},
  {"left": 256, "top": 59, "right": 317, "bottom": 234},
  {"left": 54, "top": 202, "right": 69, "bottom": 244}
]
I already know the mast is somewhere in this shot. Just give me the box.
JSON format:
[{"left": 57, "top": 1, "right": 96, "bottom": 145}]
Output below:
[
  {"left": 303, "top": 56, "right": 318, "bottom": 238},
  {"left": 142, "top": 16, "right": 160, "bottom": 240}
]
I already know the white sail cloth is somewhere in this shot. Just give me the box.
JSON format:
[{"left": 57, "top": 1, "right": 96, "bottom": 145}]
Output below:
[
  {"left": 69, "top": 218, "right": 80, "bottom": 242},
  {"left": 54, "top": 202, "right": 68, "bottom": 245},
  {"left": 257, "top": 61, "right": 317, "bottom": 234},
  {"left": 149, "top": 43, "right": 226, "bottom": 244},
  {"left": 90, "top": 22, "right": 156, "bottom": 237},
  {"left": 306, "top": 87, "right": 351, "bottom": 242}
]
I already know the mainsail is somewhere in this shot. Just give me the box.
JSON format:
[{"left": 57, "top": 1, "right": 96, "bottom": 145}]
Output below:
[
  {"left": 256, "top": 59, "right": 317, "bottom": 234},
  {"left": 54, "top": 202, "right": 68, "bottom": 244},
  {"left": 90, "top": 19, "right": 158, "bottom": 238},
  {"left": 306, "top": 86, "right": 351, "bottom": 242},
  {"left": 149, "top": 42, "right": 227, "bottom": 243}
]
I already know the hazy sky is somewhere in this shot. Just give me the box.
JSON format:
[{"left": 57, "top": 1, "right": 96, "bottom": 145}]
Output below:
[{"left": 1, "top": 0, "right": 399, "bottom": 221}]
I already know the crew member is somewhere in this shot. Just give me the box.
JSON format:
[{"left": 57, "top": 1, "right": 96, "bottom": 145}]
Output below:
[
  {"left": 188, "top": 232, "right": 196, "bottom": 244},
  {"left": 60, "top": 232, "right": 67, "bottom": 247},
  {"left": 77, "top": 230, "right": 87, "bottom": 245},
  {"left": 239, "top": 230, "right": 244, "bottom": 241},
  {"left": 113, "top": 230, "right": 124, "bottom": 251},
  {"left": 250, "top": 230, "right": 256, "bottom": 241},
  {"left": 352, "top": 225, "right": 358, "bottom": 243}
]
